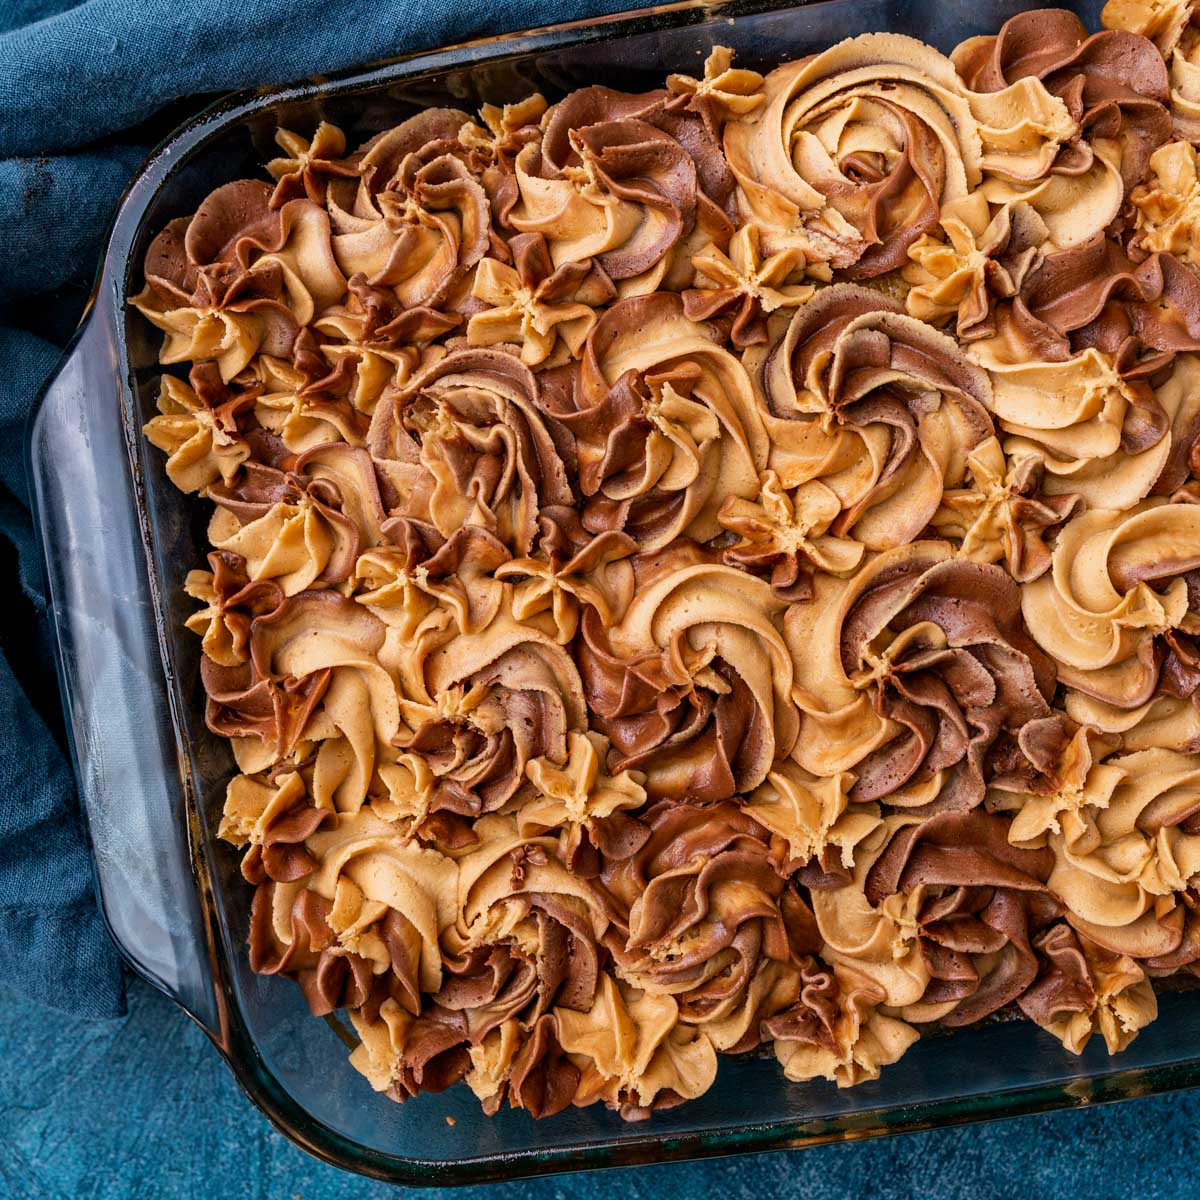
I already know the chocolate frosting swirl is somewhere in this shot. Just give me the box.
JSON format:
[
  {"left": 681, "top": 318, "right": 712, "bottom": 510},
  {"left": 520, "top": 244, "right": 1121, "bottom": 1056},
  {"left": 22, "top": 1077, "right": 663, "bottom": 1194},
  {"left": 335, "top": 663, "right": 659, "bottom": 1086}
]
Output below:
[
  {"left": 132, "top": 10, "right": 1200, "bottom": 1122},
  {"left": 542, "top": 292, "right": 766, "bottom": 551},
  {"left": 726, "top": 31, "right": 1076, "bottom": 276},
  {"left": 752, "top": 284, "right": 996, "bottom": 551},
  {"left": 791, "top": 542, "right": 1056, "bottom": 813},
  {"left": 580, "top": 552, "right": 797, "bottom": 800},
  {"left": 368, "top": 346, "right": 572, "bottom": 556},
  {"left": 953, "top": 7, "right": 1171, "bottom": 193},
  {"left": 509, "top": 83, "right": 735, "bottom": 296}
]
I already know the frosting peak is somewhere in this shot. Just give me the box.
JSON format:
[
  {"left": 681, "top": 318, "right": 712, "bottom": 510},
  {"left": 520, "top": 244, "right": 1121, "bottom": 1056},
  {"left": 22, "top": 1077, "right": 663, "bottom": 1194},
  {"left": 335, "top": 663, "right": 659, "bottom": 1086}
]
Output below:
[{"left": 134, "top": 11, "right": 1200, "bottom": 1123}]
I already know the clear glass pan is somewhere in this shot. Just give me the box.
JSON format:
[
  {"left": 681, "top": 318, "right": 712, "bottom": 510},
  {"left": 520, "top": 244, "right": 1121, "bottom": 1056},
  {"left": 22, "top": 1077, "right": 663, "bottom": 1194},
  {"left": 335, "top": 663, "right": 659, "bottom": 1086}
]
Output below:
[{"left": 27, "top": 0, "right": 1200, "bottom": 1185}]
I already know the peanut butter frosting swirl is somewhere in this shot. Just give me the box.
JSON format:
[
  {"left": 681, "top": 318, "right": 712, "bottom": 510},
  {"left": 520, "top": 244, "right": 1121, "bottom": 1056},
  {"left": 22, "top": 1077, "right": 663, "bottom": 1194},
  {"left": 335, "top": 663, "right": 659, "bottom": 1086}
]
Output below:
[
  {"left": 766, "top": 959, "right": 919, "bottom": 1087},
  {"left": 753, "top": 284, "right": 995, "bottom": 550},
  {"left": 725, "top": 30, "right": 1076, "bottom": 276},
  {"left": 579, "top": 551, "right": 797, "bottom": 801},
  {"left": 134, "top": 9, "right": 1200, "bottom": 1123},
  {"left": 509, "top": 82, "right": 735, "bottom": 298},
  {"left": 1021, "top": 499, "right": 1200, "bottom": 706},
  {"left": 1010, "top": 231, "right": 1200, "bottom": 371},
  {"left": 368, "top": 345, "right": 572, "bottom": 556},
  {"left": 953, "top": 7, "right": 1171, "bottom": 192},
  {"left": 790, "top": 542, "right": 1056, "bottom": 812},
  {"left": 855, "top": 811, "right": 1064, "bottom": 1026},
  {"left": 326, "top": 108, "right": 493, "bottom": 310},
  {"left": 542, "top": 292, "right": 766, "bottom": 551},
  {"left": 133, "top": 180, "right": 346, "bottom": 381},
  {"left": 951, "top": 7, "right": 1176, "bottom": 249}
]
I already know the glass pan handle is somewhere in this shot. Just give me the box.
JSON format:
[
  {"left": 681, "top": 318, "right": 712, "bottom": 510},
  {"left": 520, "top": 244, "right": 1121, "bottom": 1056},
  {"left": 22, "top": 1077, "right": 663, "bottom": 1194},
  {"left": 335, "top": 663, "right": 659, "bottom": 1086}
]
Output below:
[{"left": 27, "top": 294, "right": 221, "bottom": 1038}]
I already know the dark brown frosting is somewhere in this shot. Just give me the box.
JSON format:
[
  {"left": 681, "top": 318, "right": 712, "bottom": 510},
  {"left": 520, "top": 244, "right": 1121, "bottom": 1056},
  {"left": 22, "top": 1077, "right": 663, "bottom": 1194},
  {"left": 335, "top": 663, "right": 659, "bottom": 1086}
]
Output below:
[
  {"left": 1017, "top": 231, "right": 1200, "bottom": 371},
  {"left": 134, "top": 9, "right": 1200, "bottom": 1122},
  {"left": 863, "top": 810, "right": 1059, "bottom": 1024},
  {"left": 953, "top": 7, "right": 1171, "bottom": 190},
  {"left": 839, "top": 553, "right": 1056, "bottom": 813}
]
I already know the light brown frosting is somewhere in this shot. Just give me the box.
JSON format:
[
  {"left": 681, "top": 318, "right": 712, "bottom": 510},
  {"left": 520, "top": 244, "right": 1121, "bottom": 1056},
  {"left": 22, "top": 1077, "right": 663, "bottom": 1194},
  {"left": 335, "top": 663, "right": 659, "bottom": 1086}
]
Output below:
[
  {"left": 134, "top": 10, "right": 1200, "bottom": 1123},
  {"left": 726, "top": 32, "right": 1078, "bottom": 274},
  {"left": 1021, "top": 499, "right": 1200, "bottom": 705},
  {"left": 966, "top": 349, "right": 1200, "bottom": 510},
  {"left": 750, "top": 284, "right": 994, "bottom": 550}
]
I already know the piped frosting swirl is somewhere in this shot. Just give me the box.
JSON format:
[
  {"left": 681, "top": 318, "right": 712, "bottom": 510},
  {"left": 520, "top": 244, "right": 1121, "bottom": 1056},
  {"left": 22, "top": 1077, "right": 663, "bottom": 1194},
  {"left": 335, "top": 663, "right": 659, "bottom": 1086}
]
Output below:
[{"left": 134, "top": 14, "right": 1200, "bottom": 1123}]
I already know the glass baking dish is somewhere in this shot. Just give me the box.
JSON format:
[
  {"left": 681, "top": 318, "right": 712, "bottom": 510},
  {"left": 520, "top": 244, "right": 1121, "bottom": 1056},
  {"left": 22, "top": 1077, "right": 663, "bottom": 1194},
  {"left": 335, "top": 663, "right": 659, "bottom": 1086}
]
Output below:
[{"left": 26, "top": 0, "right": 1200, "bottom": 1185}]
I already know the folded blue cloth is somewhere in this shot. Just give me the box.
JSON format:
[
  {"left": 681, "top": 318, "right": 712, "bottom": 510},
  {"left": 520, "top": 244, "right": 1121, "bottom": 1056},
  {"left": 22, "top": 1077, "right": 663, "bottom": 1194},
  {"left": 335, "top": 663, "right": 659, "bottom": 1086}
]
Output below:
[{"left": 0, "top": 0, "right": 654, "bottom": 1019}]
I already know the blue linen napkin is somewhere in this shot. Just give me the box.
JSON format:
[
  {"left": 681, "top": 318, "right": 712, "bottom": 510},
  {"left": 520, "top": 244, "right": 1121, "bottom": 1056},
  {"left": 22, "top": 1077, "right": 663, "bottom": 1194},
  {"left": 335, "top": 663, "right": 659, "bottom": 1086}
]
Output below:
[{"left": 0, "top": 0, "right": 655, "bottom": 1019}]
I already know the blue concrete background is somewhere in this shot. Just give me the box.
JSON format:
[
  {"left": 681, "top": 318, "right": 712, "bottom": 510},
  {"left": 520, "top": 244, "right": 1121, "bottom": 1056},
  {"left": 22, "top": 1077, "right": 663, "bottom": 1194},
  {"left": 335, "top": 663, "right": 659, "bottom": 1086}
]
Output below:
[{"left": 0, "top": 976, "right": 1195, "bottom": 1198}]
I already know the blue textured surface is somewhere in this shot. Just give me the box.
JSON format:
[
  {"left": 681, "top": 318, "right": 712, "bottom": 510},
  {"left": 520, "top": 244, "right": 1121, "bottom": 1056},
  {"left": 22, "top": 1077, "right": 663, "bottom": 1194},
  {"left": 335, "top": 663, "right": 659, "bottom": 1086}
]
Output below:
[
  {"left": 4, "top": 1, "right": 1200, "bottom": 1193},
  {"left": 0, "top": 975, "right": 1197, "bottom": 1198}
]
